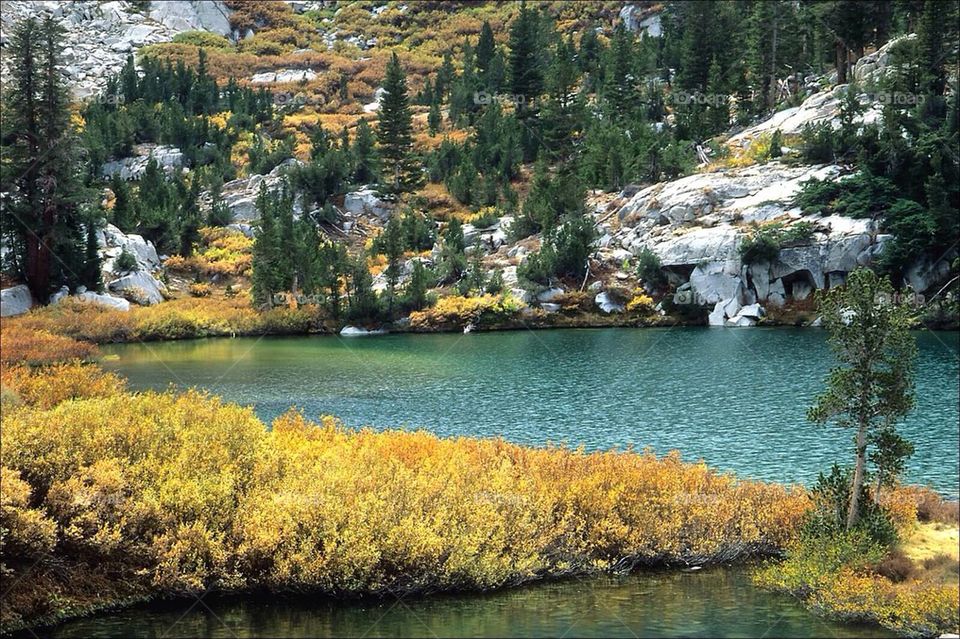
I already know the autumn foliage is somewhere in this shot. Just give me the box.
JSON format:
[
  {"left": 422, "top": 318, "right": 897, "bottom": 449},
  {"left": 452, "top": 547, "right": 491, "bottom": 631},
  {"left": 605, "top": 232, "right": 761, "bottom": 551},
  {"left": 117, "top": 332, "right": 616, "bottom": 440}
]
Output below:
[
  {"left": 1, "top": 361, "right": 807, "bottom": 632},
  {"left": 6, "top": 295, "right": 323, "bottom": 343}
]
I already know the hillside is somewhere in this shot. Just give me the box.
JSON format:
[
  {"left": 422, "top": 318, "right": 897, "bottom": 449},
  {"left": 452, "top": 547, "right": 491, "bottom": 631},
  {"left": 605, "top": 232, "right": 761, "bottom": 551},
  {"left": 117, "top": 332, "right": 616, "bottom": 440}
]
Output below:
[{"left": 1, "top": 0, "right": 958, "bottom": 333}]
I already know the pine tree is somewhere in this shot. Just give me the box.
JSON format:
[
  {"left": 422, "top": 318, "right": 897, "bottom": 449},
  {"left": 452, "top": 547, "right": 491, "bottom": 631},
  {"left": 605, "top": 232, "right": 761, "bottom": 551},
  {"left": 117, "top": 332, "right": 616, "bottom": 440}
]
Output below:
[
  {"left": 348, "top": 254, "right": 379, "bottom": 320},
  {"left": 507, "top": 2, "right": 543, "bottom": 113},
  {"left": 428, "top": 92, "right": 442, "bottom": 136},
  {"left": 476, "top": 20, "right": 496, "bottom": 79},
  {"left": 704, "top": 56, "right": 730, "bottom": 134},
  {"left": 177, "top": 175, "right": 202, "bottom": 257},
  {"left": 251, "top": 184, "right": 279, "bottom": 306},
  {"left": 352, "top": 118, "right": 380, "bottom": 185},
  {"left": 318, "top": 240, "right": 348, "bottom": 319},
  {"left": 110, "top": 174, "right": 134, "bottom": 230},
  {"left": 119, "top": 53, "right": 138, "bottom": 103},
  {"left": 916, "top": 0, "right": 949, "bottom": 97},
  {"left": 542, "top": 35, "right": 581, "bottom": 157},
  {"left": 605, "top": 24, "right": 635, "bottom": 119},
  {"left": 436, "top": 50, "right": 455, "bottom": 101},
  {"left": 809, "top": 269, "right": 916, "bottom": 530},
  {"left": 436, "top": 217, "right": 466, "bottom": 284},
  {"left": 376, "top": 53, "right": 420, "bottom": 192},
  {"left": 379, "top": 215, "right": 405, "bottom": 315},
  {"left": 1, "top": 17, "right": 93, "bottom": 301},
  {"left": 405, "top": 259, "right": 432, "bottom": 311}
]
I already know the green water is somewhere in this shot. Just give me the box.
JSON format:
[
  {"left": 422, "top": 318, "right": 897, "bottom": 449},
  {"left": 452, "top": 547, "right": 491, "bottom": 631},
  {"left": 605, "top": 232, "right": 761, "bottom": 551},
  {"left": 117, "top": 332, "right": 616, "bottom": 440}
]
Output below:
[
  {"left": 103, "top": 327, "right": 960, "bottom": 496},
  {"left": 34, "top": 568, "right": 895, "bottom": 638}
]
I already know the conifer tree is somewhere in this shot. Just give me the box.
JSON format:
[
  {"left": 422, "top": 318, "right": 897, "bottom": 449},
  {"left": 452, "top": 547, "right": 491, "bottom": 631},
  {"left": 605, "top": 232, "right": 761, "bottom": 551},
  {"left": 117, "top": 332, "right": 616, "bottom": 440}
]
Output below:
[
  {"left": 435, "top": 50, "right": 455, "bottom": 101},
  {"left": 352, "top": 118, "right": 380, "bottom": 185},
  {"left": 348, "top": 254, "right": 379, "bottom": 320},
  {"left": 1, "top": 17, "right": 97, "bottom": 300},
  {"left": 376, "top": 53, "right": 420, "bottom": 192},
  {"left": 405, "top": 259, "right": 432, "bottom": 311},
  {"left": 507, "top": 2, "right": 543, "bottom": 113},
  {"left": 318, "top": 240, "right": 348, "bottom": 319},
  {"left": 428, "top": 93, "right": 442, "bottom": 136},
  {"left": 476, "top": 20, "right": 497, "bottom": 79}
]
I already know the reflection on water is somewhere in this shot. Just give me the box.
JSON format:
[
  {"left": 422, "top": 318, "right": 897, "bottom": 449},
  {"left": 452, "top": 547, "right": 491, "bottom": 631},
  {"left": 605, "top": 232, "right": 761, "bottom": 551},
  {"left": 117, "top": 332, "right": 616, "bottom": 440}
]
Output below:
[
  {"left": 103, "top": 328, "right": 960, "bottom": 496},
  {"left": 36, "top": 568, "right": 895, "bottom": 638}
]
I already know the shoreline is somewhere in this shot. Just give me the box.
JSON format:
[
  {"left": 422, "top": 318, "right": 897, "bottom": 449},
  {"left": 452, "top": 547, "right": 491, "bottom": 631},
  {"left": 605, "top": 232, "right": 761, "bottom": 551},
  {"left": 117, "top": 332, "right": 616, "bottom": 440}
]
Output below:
[{"left": 5, "top": 554, "right": 780, "bottom": 637}]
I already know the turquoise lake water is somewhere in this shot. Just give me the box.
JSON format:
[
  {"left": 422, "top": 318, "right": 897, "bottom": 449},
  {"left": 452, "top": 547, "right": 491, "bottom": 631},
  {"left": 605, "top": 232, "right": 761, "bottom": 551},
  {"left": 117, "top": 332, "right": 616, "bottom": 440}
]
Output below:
[{"left": 103, "top": 327, "right": 960, "bottom": 496}]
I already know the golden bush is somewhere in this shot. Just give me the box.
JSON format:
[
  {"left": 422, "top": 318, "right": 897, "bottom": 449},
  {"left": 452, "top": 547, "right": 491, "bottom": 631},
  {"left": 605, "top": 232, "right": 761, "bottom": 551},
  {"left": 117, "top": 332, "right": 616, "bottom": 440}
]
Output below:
[
  {"left": 188, "top": 283, "right": 213, "bottom": 298},
  {"left": 0, "top": 362, "right": 810, "bottom": 629},
  {"left": 626, "top": 293, "right": 655, "bottom": 313},
  {"left": 0, "top": 362, "right": 124, "bottom": 409},
  {"left": 408, "top": 294, "right": 523, "bottom": 329},
  {"left": 0, "top": 324, "right": 99, "bottom": 365}
]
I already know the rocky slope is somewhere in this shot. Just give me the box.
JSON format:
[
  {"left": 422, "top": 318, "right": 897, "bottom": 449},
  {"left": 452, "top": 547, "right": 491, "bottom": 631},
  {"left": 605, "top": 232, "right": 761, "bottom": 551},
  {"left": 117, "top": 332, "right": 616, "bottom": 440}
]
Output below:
[
  {"left": 0, "top": 0, "right": 231, "bottom": 99},
  {"left": 607, "top": 163, "right": 885, "bottom": 326}
]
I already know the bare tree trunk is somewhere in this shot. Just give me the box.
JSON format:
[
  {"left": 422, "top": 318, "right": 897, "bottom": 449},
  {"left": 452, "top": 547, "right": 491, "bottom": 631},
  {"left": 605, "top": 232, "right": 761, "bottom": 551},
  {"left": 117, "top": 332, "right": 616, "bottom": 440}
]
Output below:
[
  {"left": 846, "top": 422, "right": 867, "bottom": 529},
  {"left": 768, "top": 7, "right": 779, "bottom": 108},
  {"left": 836, "top": 40, "right": 848, "bottom": 84}
]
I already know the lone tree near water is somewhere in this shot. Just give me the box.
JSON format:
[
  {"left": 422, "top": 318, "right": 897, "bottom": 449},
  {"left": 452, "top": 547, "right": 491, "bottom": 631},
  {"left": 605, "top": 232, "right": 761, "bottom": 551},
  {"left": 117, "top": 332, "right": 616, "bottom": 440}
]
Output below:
[{"left": 808, "top": 268, "right": 917, "bottom": 530}]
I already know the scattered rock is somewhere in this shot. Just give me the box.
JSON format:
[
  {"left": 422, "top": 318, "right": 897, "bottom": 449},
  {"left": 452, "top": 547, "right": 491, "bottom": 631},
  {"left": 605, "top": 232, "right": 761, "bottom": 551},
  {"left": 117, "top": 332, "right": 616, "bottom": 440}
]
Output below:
[
  {"left": 75, "top": 290, "right": 131, "bottom": 311},
  {"left": 108, "top": 271, "right": 166, "bottom": 305},
  {"left": 249, "top": 69, "right": 317, "bottom": 84},
  {"left": 343, "top": 188, "right": 393, "bottom": 220},
  {"left": 1, "top": 284, "right": 33, "bottom": 317},
  {"left": 595, "top": 291, "right": 624, "bottom": 314},
  {"left": 340, "top": 325, "right": 386, "bottom": 336},
  {"left": 536, "top": 287, "right": 564, "bottom": 303}
]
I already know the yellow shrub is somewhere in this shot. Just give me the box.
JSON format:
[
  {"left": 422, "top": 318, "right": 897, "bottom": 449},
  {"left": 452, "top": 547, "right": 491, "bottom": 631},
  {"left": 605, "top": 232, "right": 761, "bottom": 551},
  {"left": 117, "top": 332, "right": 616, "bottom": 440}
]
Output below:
[
  {"left": 8, "top": 295, "right": 320, "bottom": 343},
  {"left": 1, "top": 375, "right": 808, "bottom": 619},
  {"left": 408, "top": 294, "right": 523, "bottom": 329},
  {"left": 626, "top": 293, "right": 655, "bottom": 313},
  {"left": 188, "top": 283, "right": 213, "bottom": 298},
  {"left": 0, "top": 324, "right": 99, "bottom": 365},
  {"left": 0, "top": 362, "right": 124, "bottom": 409}
]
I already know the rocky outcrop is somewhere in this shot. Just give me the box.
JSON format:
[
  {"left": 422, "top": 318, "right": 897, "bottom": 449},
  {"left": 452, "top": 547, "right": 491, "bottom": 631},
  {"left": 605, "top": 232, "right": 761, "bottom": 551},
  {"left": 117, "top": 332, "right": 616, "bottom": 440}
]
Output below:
[
  {"left": 101, "top": 145, "right": 184, "bottom": 181},
  {"left": 1, "top": 1, "right": 232, "bottom": 100},
  {"left": 250, "top": 69, "right": 317, "bottom": 84},
  {"left": 218, "top": 159, "right": 304, "bottom": 222},
  {"left": 148, "top": 1, "right": 231, "bottom": 36},
  {"left": 729, "top": 36, "right": 912, "bottom": 147},
  {"left": 1, "top": 285, "right": 33, "bottom": 317},
  {"left": 343, "top": 188, "right": 393, "bottom": 221},
  {"left": 612, "top": 161, "right": 908, "bottom": 320},
  {"left": 619, "top": 6, "right": 662, "bottom": 37},
  {"left": 99, "top": 224, "right": 161, "bottom": 273},
  {"left": 98, "top": 224, "right": 166, "bottom": 305},
  {"left": 108, "top": 271, "right": 165, "bottom": 305}
]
